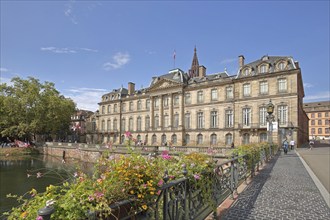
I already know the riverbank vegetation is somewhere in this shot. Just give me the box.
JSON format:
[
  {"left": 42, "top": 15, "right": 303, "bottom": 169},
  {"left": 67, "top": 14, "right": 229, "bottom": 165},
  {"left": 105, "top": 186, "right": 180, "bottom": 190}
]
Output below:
[
  {"left": 0, "top": 147, "right": 40, "bottom": 157},
  {"left": 0, "top": 77, "right": 76, "bottom": 143}
]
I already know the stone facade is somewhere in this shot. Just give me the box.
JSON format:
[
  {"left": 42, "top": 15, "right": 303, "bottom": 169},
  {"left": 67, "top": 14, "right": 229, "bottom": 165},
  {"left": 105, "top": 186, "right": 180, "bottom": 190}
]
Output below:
[{"left": 88, "top": 49, "right": 308, "bottom": 147}]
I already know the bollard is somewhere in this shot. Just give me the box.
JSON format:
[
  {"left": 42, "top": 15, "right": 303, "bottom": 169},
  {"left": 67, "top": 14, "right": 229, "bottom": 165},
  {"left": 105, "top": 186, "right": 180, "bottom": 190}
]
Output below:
[{"left": 37, "top": 206, "right": 54, "bottom": 220}]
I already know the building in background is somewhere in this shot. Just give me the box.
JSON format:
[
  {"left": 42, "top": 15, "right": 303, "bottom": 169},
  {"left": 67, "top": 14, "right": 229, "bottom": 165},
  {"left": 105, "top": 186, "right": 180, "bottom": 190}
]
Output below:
[
  {"left": 69, "top": 109, "right": 93, "bottom": 142},
  {"left": 88, "top": 48, "right": 309, "bottom": 147},
  {"left": 303, "top": 101, "right": 330, "bottom": 140}
]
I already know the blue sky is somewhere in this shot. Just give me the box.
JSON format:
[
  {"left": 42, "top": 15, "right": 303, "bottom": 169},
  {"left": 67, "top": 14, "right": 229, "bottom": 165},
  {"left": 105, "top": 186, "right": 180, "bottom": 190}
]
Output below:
[{"left": 1, "top": 1, "right": 329, "bottom": 111}]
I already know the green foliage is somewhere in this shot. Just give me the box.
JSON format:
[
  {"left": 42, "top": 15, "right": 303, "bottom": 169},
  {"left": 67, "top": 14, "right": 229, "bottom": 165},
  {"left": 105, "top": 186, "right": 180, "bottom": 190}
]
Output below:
[
  {"left": 5, "top": 148, "right": 215, "bottom": 219},
  {"left": 0, "top": 77, "right": 76, "bottom": 140}
]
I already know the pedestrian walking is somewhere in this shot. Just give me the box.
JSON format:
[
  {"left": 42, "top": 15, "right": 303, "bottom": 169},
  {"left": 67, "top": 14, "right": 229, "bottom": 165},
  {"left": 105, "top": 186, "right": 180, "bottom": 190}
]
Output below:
[
  {"left": 290, "top": 140, "right": 295, "bottom": 150},
  {"left": 283, "top": 139, "right": 289, "bottom": 154},
  {"left": 309, "top": 139, "right": 314, "bottom": 150}
]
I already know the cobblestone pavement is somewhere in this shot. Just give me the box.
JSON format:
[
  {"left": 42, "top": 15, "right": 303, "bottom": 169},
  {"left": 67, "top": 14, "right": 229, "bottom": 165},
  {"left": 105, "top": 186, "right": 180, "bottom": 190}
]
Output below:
[{"left": 221, "top": 150, "right": 330, "bottom": 220}]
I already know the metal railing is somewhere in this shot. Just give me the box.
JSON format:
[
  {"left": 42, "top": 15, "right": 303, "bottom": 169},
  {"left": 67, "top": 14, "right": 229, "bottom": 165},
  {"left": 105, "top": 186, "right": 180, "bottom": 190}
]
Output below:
[{"left": 39, "top": 145, "right": 277, "bottom": 220}]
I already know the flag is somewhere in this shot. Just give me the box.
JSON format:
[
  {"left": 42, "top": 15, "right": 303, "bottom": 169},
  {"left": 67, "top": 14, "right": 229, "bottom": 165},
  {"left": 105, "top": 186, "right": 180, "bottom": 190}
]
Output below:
[{"left": 173, "top": 50, "right": 176, "bottom": 60}]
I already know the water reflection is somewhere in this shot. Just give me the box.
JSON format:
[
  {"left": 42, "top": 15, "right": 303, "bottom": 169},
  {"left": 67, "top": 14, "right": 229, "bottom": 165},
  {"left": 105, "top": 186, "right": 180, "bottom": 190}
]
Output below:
[{"left": 0, "top": 155, "right": 94, "bottom": 216}]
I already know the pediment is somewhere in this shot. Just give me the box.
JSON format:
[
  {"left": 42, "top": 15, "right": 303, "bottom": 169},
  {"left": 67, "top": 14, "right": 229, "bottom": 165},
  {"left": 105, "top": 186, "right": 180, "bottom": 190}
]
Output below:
[{"left": 148, "top": 78, "right": 182, "bottom": 92}]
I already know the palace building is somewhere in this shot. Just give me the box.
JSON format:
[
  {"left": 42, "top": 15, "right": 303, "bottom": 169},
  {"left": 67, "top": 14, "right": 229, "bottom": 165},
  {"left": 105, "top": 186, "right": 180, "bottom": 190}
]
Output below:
[{"left": 87, "top": 48, "right": 309, "bottom": 147}]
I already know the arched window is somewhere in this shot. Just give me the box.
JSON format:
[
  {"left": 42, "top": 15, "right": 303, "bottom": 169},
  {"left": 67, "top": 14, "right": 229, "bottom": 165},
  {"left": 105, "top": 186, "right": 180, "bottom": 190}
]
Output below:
[
  {"left": 197, "top": 134, "right": 203, "bottom": 145},
  {"left": 243, "top": 133, "right": 250, "bottom": 144},
  {"left": 137, "top": 134, "right": 141, "bottom": 141},
  {"left": 210, "top": 134, "right": 217, "bottom": 145},
  {"left": 225, "top": 133, "right": 233, "bottom": 145},
  {"left": 171, "top": 134, "right": 177, "bottom": 144},
  {"left": 152, "top": 134, "right": 157, "bottom": 144},
  {"left": 185, "top": 134, "right": 190, "bottom": 145},
  {"left": 161, "top": 134, "right": 167, "bottom": 145}
]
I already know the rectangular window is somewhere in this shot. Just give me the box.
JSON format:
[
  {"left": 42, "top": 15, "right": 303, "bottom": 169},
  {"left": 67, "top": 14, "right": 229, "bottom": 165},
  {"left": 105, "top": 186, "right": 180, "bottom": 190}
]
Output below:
[
  {"left": 108, "top": 105, "right": 111, "bottom": 113},
  {"left": 210, "top": 111, "right": 218, "bottom": 128},
  {"left": 311, "top": 120, "right": 315, "bottom": 125},
  {"left": 107, "top": 120, "right": 111, "bottom": 131},
  {"left": 164, "top": 115, "right": 169, "bottom": 128},
  {"left": 154, "top": 98, "right": 159, "bottom": 108},
  {"left": 185, "top": 93, "right": 191, "bottom": 104},
  {"left": 121, "top": 119, "right": 126, "bottom": 132},
  {"left": 114, "top": 104, "right": 117, "bottom": 113},
  {"left": 122, "top": 103, "right": 126, "bottom": 112},
  {"left": 211, "top": 89, "right": 218, "bottom": 101},
  {"left": 154, "top": 115, "right": 159, "bottom": 128},
  {"left": 185, "top": 113, "right": 191, "bottom": 129},
  {"left": 278, "top": 105, "right": 288, "bottom": 125},
  {"left": 318, "top": 120, "right": 322, "bottom": 125},
  {"left": 146, "top": 99, "right": 150, "bottom": 110},
  {"left": 101, "top": 120, "right": 105, "bottom": 131},
  {"left": 259, "top": 107, "right": 267, "bottom": 126},
  {"left": 325, "top": 112, "right": 329, "bottom": 117},
  {"left": 197, "top": 91, "right": 203, "bottom": 103},
  {"left": 311, "top": 128, "right": 315, "bottom": 134},
  {"left": 137, "top": 117, "right": 142, "bottom": 131},
  {"left": 129, "top": 102, "right": 133, "bottom": 111},
  {"left": 318, "top": 113, "right": 322, "bottom": 118},
  {"left": 311, "top": 113, "right": 315, "bottom": 118},
  {"left": 225, "top": 110, "right": 233, "bottom": 128},
  {"left": 163, "top": 96, "right": 169, "bottom": 107},
  {"left": 226, "top": 86, "right": 233, "bottom": 99},
  {"left": 174, "top": 114, "right": 179, "bottom": 128},
  {"left": 113, "top": 119, "right": 117, "bottom": 131},
  {"left": 325, "top": 119, "right": 329, "bottom": 125},
  {"left": 174, "top": 95, "right": 179, "bottom": 106},
  {"left": 102, "top": 106, "right": 105, "bottom": 114},
  {"left": 318, "top": 128, "right": 322, "bottom": 134},
  {"left": 129, "top": 118, "right": 133, "bottom": 131},
  {"left": 259, "top": 81, "right": 268, "bottom": 95},
  {"left": 145, "top": 117, "right": 150, "bottom": 130},
  {"left": 325, "top": 128, "right": 329, "bottom": 134},
  {"left": 137, "top": 100, "right": 142, "bottom": 110},
  {"left": 197, "top": 112, "right": 204, "bottom": 129},
  {"left": 243, "top": 84, "right": 251, "bottom": 97},
  {"left": 242, "top": 108, "right": 251, "bottom": 126},
  {"left": 278, "top": 78, "right": 287, "bottom": 92}
]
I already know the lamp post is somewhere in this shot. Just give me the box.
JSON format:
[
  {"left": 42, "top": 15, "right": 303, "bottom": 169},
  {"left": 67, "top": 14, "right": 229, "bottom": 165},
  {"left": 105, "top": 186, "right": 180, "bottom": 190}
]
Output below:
[{"left": 266, "top": 100, "right": 275, "bottom": 144}]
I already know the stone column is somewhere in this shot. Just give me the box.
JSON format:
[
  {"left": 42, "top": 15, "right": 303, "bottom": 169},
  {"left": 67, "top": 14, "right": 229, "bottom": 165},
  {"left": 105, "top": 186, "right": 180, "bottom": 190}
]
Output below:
[{"left": 159, "top": 95, "right": 163, "bottom": 129}]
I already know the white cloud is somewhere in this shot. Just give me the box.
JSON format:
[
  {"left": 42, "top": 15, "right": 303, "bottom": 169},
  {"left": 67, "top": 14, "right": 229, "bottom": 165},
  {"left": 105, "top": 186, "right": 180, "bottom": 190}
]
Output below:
[
  {"left": 103, "top": 52, "right": 130, "bottom": 71},
  {"left": 220, "top": 58, "right": 237, "bottom": 65},
  {"left": 41, "top": 47, "right": 77, "bottom": 54},
  {"left": 41, "top": 47, "right": 98, "bottom": 54},
  {"left": 64, "top": 0, "right": 78, "bottom": 24},
  {"left": 304, "top": 91, "right": 330, "bottom": 101},
  {"left": 0, "top": 67, "right": 9, "bottom": 72},
  {"left": 80, "top": 48, "right": 98, "bottom": 52},
  {"left": 64, "top": 87, "right": 107, "bottom": 111},
  {"left": 304, "top": 83, "right": 313, "bottom": 88}
]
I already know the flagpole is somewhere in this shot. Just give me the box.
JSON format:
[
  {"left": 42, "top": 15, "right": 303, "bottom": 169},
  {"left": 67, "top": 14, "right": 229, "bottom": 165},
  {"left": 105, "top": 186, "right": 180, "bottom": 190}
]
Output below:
[{"left": 173, "top": 50, "right": 176, "bottom": 69}]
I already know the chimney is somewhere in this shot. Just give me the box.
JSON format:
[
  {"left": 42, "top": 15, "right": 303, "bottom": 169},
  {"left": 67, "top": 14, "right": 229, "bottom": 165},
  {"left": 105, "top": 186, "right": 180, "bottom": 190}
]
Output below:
[
  {"left": 239, "top": 55, "right": 245, "bottom": 68},
  {"left": 198, "top": 66, "right": 206, "bottom": 78},
  {"left": 128, "top": 82, "right": 135, "bottom": 95},
  {"left": 294, "top": 61, "right": 299, "bottom": 69}
]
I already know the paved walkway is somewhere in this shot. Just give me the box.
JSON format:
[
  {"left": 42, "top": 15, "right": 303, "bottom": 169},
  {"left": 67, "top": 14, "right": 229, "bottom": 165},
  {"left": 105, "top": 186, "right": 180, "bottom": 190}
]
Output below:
[{"left": 221, "top": 150, "right": 330, "bottom": 220}]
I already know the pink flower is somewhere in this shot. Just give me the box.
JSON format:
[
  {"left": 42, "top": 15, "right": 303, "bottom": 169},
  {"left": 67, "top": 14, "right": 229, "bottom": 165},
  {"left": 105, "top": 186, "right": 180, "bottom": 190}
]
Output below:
[
  {"left": 161, "top": 151, "right": 171, "bottom": 160},
  {"left": 36, "top": 216, "right": 43, "bottom": 220},
  {"left": 124, "top": 131, "right": 132, "bottom": 138},
  {"left": 156, "top": 190, "right": 161, "bottom": 195},
  {"left": 88, "top": 195, "right": 94, "bottom": 201},
  {"left": 193, "top": 174, "right": 201, "bottom": 180},
  {"left": 157, "top": 179, "right": 164, "bottom": 186}
]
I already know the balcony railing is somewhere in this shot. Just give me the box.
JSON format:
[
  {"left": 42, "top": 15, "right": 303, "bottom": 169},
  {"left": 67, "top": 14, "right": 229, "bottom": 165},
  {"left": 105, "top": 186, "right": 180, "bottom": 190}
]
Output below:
[{"left": 238, "top": 123, "right": 267, "bottom": 129}]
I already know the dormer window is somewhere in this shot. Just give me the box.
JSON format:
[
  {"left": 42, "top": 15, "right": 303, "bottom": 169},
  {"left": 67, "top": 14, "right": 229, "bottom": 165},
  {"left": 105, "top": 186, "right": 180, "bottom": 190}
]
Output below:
[
  {"left": 243, "top": 68, "right": 249, "bottom": 76},
  {"left": 260, "top": 64, "right": 267, "bottom": 73},
  {"left": 278, "top": 61, "right": 286, "bottom": 71}
]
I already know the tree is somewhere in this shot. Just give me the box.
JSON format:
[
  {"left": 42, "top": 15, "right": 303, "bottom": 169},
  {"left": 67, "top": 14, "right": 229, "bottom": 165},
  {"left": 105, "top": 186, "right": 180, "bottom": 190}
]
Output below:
[{"left": 0, "top": 77, "right": 76, "bottom": 142}]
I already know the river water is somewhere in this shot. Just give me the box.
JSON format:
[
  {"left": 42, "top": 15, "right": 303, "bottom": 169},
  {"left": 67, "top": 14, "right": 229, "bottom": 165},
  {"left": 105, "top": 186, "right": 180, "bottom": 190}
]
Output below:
[{"left": 0, "top": 155, "right": 94, "bottom": 216}]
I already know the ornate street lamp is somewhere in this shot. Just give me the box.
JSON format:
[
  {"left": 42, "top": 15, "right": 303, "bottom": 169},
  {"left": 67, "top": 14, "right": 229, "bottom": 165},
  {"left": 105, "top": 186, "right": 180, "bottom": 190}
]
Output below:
[{"left": 266, "top": 100, "right": 275, "bottom": 144}]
